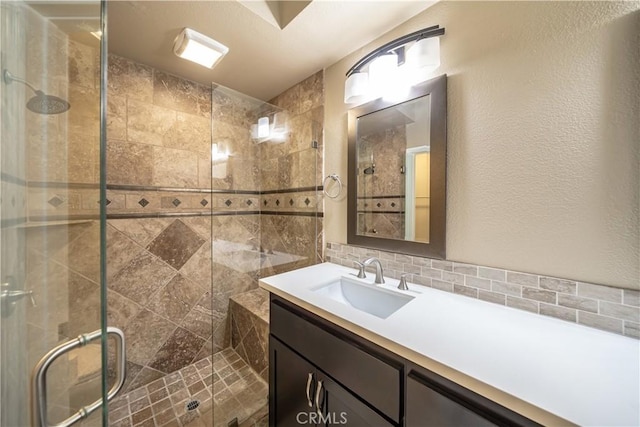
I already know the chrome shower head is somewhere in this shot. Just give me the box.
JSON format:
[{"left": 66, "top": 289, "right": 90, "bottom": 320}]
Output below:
[
  {"left": 3, "top": 69, "right": 70, "bottom": 114},
  {"left": 26, "top": 91, "right": 71, "bottom": 115}
]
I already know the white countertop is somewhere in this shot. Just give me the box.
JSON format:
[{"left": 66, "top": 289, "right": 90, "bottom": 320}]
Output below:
[{"left": 259, "top": 262, "right": 640, "bottom": 427}]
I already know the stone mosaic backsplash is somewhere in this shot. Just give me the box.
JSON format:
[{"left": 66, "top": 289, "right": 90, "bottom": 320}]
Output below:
[{"left": 325, "top": 243, "right": 640, "bottom": 339}]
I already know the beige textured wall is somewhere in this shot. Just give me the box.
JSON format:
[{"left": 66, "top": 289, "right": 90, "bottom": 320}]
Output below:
[{"left": 324, "top": 1, "right": 640, "bottom": 289}]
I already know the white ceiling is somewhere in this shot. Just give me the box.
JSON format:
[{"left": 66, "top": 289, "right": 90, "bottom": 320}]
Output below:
[{"left": 108, "top": 1, "right": 436, "bottom": 101}]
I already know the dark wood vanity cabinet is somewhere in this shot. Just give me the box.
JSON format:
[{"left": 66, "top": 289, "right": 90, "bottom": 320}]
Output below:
[
  {"left": 269, "top": 337, "right": 317, "bottom": 426},
  {"left": 269, "top": 295, "right": 540, "bottom": 427},
  {"left": 270, "top": 337, "right": 392, "bottom": 426},
  {"left": 405, "top": 369, "right": 540, "bottom": 427}
]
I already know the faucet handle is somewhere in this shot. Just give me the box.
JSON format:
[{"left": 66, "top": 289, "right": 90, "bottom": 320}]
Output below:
[
  {"left": 398, "top": 273, "right": 409, "bottom": 291},
  {"left": 28, "top": 290, "right": 37, "bottom": 307},
  {"left": 353, "top": 261, "right": 367, "bottom": 279}
]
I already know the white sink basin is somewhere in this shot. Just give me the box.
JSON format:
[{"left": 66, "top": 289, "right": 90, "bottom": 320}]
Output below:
[{"left": 313, "top": 276, "right": 414, "bottom": 319}]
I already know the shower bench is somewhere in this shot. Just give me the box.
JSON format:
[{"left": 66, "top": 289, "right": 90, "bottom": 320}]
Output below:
[{"left": 229, "top": 288, "right": 270, "bottom": 381}]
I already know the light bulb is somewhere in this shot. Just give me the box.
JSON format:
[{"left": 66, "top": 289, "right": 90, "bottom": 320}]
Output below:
[
  {"left": 406, "top": 37, "right": 440, "bottom": 84},
  {"left": 344, "top": 72, "right": 369, "bottom": 104},
  {"left": 369, "top": 53, "right": 398, "bottom": 99}
]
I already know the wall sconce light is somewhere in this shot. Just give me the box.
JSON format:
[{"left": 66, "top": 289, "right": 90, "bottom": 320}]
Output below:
[
  {"left": 211, "top": 143, "right": 229, "bottom": 179},
  {"left": 211, "top": 143, "right": 229, "bottom": 162},
  {"left": 257, "top": 117, "right": 270, "bottom": 138},
  {"left": 344, "top": 25, "right": 444, "bottom": 105},
  {"left": 251, "top": 112, "right": 288, "bottom": 144},
  {"left": 173, "top": 27, "right": 229, "bottom": 69}
]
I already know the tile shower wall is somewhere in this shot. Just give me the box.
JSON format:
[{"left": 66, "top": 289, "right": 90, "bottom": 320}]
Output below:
[
  {"left": 326, "top": 243, "right": 640, "bottom": 339},
  {"left": 106, "top": 54, "right": 215, "bottom": 392},
  {"left": 104, "top": 56, "right": 326, "bottom": 396},
  {"left": 106, "top": 218, "right": 213, "bottom": 392},
  {"left": 207, "top": 71, "right": 325, "bottom": 385},
  {"left": 208, "top": 83, "right": 266, "bottom": 357},
  {"left": 106, "top": 54, "right": 211, "bottom": 190},
  {"left": 259, "top": 70, "right": 324, "bottom": 277},
  {"left": 357, "top": 125, "right": 406, "bottom": 240}
]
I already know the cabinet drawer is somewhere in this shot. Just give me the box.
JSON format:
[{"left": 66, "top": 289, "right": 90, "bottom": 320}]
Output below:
[
  {"left": 271, "top": 299, "right": 401, "bottom": 423},
  {"left": 406, "top": 369, "right": 541, "bottom": 427}
]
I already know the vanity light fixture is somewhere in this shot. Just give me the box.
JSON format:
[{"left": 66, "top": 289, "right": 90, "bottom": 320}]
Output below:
[
  {"left": 344, "top": 25, "right": 444, "bottom": 104},
  {"left": 173, "top": 27, "right": 229, "bottom": 69}
]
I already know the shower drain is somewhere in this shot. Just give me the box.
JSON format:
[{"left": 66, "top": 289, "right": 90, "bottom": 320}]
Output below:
[{"left": 186, "top": 399, "right": 200, "bottom": 411}]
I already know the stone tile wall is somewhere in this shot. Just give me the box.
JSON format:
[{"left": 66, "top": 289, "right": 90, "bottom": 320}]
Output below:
[
  {"left": 356, "top": 125, "right": 406, "bottom": 240},
  {"left": 326, "top": 243, "right": 640, "bottom": 339},
  {"left": 208, "top": 84, "right": 269, "bottom": 358},
  {"left": 106, "top": 53, "right": 212, "bottom": 195},
  {"left": 229, "top": 289, "right": 269, "bottom": 381},
  {"left": 104, "top": 56, "right": 325, "bottom": 394},
  {"left": 106, "top": 54, "right": 216, "bottom": 392},
  {"left": 357, "top": 125, "right": 406, "bottom": 198},
  {"left": 106, "top": 218, "right": 213, "bottom": 393},
  {"left": 260, "top": 71, "right": 325, "bottom": 277},
  {"left": 104, "top": 56, "right": 326, "bottom": 394}
]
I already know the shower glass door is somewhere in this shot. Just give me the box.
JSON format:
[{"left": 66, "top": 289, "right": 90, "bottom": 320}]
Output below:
[{"left": 0, "top": 1, "right": 110, "bottom": 426}]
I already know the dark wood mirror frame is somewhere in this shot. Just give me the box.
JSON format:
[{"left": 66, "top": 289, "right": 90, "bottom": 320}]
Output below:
[{"left": 347, "top": 74, "right": 447, "bottom": 259}]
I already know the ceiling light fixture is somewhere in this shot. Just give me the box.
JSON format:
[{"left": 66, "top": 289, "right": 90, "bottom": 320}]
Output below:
[
  {"left": 173, "top": 27, "right": 229, "bottom": 69},
  {"left": 344, "top": 25, "right": 445, "bottom": 105}
]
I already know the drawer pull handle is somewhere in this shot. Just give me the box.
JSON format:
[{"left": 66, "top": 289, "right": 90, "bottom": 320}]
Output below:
[
  {"left": 315, "top": 380, "right": 324, "bottom": 417},
  {"left": 306, "top": 372, "right": 314, "bottom": 407}
]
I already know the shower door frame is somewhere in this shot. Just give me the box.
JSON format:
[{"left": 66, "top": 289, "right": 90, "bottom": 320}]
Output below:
[{"left": 0, "top": 0, "right": 115, "bottom": 425}]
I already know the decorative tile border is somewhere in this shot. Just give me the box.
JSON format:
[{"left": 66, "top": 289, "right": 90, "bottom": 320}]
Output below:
[
  {"left": 24, "top": 183, "right": 324, "bottom": 220},
  {"left": 357, "top": 197, "right": 404, "bottom": 212},
  {"left": 260, "top": 190, "right": 322, "bottom": 213},
  {"left": 28, "top": 186, "right": 100, "bottom": 218},
  {"left": 1, "top": 173, "right": 28, "bottom": 228},
  {"left": 325, "top": 243, "right": 640, "bottom": 339}
]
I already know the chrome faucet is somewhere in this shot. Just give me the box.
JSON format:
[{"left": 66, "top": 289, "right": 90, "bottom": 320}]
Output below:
[{"left": 363, "top": 257, "right": 385, "bottom": 284}]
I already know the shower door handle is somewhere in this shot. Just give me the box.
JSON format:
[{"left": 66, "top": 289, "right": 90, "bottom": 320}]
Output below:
[{"left": 32, "top": 327, "right": 126, "bottom": 427}]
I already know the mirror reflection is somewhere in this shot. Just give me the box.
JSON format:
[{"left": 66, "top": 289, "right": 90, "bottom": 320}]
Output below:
[{"left": 356, "top": 95, "right": 431, "bottom": 243}]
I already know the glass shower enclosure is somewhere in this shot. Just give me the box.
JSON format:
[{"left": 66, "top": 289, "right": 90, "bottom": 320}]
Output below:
[{"left": 0, "top": 1, "right": 117, "bottom": 426}]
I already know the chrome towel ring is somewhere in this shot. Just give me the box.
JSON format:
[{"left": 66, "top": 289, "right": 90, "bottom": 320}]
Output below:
[{"left": 323, "top": 174, "right": 343, "bottom": 199}]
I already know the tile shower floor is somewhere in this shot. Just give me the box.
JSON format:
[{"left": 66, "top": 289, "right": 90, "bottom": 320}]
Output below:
[{"left": 109, "top": 348, "right": 268, "bottom": 427}]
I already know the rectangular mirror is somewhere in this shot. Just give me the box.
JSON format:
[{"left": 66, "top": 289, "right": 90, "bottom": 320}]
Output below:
[{"left": 348, "top": 75, "right": 447, "bottom": 259}]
